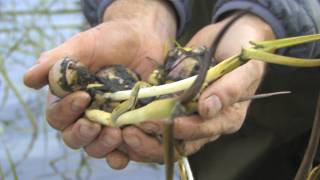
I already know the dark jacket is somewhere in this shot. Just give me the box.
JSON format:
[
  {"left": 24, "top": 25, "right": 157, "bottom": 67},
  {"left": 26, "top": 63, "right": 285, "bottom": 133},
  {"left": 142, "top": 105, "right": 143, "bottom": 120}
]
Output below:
[{"left": 81, "top": 1, "right": 320, "bottom": 179}]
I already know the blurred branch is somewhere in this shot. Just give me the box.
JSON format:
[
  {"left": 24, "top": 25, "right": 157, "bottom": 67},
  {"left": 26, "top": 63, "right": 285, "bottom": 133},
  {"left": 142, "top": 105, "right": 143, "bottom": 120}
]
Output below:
[
  {"left": 76, "top": 153, "right": 92, "bottom": 180},
  {"left": 49, "top": 154, "right": 72, "bottom": 180},
  {"left": 0, "top": 0, "right": 88, "bottom": 179},
  {"left": 0, "top": 86, "right": 9, "bottom": 109},
  {"left": 0, "top": 56, "right": 38, "bottom": 173},
  {"left": 2, "top": 140, "right": 19, "bottom": 180}
]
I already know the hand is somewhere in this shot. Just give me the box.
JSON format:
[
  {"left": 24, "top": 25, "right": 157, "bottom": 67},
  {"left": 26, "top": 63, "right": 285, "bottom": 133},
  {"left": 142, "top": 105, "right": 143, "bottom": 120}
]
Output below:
[
  {"left": 121, "top": 13, "right": 275, "bottom": 164},
  {"left": 23, "top": 0, "right": 176, "bottom": 169}
]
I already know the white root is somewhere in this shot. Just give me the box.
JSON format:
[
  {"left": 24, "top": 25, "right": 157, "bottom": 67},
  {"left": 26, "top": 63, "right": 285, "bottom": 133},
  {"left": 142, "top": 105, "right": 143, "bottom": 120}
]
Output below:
[{"left": 103, "top": 76, "right": 197, "bottom": 101}]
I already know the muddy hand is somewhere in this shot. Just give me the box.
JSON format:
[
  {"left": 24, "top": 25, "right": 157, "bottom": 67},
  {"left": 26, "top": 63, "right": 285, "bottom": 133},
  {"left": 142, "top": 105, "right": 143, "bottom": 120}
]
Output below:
[
  {"left": 123, "top": 12, "right": 275, "bottom": 163},
  {"left": 23, "top": 0, "right": 176, "bottom": 169}
]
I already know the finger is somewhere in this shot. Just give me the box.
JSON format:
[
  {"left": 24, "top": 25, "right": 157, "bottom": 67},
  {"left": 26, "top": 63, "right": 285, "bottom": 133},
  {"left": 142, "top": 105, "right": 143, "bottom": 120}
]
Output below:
[
  {"left": 139, "top": 116, "right": 203, "bottom": 140},
  {"left": 106, "top": 150, "right": 129, "bottom": 170},
  {"left": 84, "top": 127, "right": 122, "bottom": 158},
  {"left": 123, "top": 126, "right": 166, "bottom": 163},
  {"left": 62, "top": 118, "right": 101, "bottom": 149},
  {"left": 46, "top": 91, "right": 91, "bottom": 130},
  {"left": 139, "top": 62, "right": 263, "bottom": 141},
  {"left": 24, "top": 22, "right": 145, "bottom": 89},
  {"left": 201, "top": 102, "right": 249, "bottom": 137},
  {"left": 198, "top": 60, "right": 265, "bottom": 119},
  {"left": 24, "top": 29, "right": 98, "bottom": 89},
  {"left": 140, "top": 102, "right": 247, "bottom": 140},
  {"left": 139, "top": 116, "right": 219, "bottom": 141},
  {"left": 123, "top": 124, "right": 217, "bottom": 162},
  {"left": 192, "top": 102, "right": 249, "bottom": 140}
]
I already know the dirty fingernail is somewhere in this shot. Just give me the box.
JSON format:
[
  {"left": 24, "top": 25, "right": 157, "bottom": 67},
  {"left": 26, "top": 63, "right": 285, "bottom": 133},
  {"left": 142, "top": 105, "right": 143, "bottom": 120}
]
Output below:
[
  {"left": 125, "top": 136, "right": 141, "bottom": 148},
  {"left": 204, "top": 95, "right": 222, "bottom": 118}
]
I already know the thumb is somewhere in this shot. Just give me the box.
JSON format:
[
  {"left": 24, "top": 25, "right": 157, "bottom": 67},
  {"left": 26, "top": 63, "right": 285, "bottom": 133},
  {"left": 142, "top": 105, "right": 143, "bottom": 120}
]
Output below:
[
  {"left": 198, "top": 60, "right": 265, "bottom": 119},
  {"left": 23, "top": 29, "right": 97, "bottom": 89}
]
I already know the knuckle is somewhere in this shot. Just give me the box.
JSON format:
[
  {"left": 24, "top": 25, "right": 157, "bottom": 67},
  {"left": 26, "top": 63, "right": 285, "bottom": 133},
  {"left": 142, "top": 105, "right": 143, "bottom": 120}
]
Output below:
[
  {"left": 197, "top": 124, "right": 214, "bottom": 139},
  {"left": 136, "top": 146, "right": 156, "bottom": 159},
  {"left": 99, "top": 130, "right": 119, "bottom": 148},
  {"left": 76, "top": 119, "right": 100, "bottom": 141},
  {"left": 225, "top": 85, "right": 241, "bottom": 103},
  {"left": 189, "top": 128, "right": 200, "bottom": 140},
  {"left": 84, "top": 127, "right": 120, "bottom": 158},
  {"left": 246, "top": 60, "right": 265, "bottom": 78},
  {"left": 174, "top": 121, "right": 186, "bottom": 138},
  {"left": 223, "top": 109, "right": 246, "bottom": 134},
  {"left": 45, "top": 97, "right": 84, "bottom": 131},
  {"left": 72, "top": 31, "right": 94, "bottom": 57},
  {"left": 46, "top": 111, "right": 64, "bottom": 130}
]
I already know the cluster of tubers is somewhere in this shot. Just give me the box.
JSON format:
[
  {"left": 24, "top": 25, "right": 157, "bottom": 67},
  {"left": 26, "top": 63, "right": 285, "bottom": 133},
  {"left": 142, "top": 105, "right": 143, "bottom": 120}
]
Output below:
[
  {"left": 48, "top": 47, "right": 206, "bottom": 127},
  {"left": 48, "top": 34, "right": 320, "bottom": 128},
  {"left": 47, "top": 33, "right": 320, "bottom": 180}
]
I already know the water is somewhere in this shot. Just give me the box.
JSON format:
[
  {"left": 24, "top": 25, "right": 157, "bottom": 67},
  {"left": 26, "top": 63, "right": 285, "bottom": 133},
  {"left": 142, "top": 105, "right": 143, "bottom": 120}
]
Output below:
[{"left": 0, "top": 1, "right": 173, "bottom": 179}]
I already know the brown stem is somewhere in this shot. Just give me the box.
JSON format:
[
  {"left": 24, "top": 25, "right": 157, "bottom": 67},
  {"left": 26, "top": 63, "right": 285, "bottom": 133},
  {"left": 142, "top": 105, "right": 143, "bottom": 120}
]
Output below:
[{"left": 294, "top": 93, "right": 320, "bottom": 180}]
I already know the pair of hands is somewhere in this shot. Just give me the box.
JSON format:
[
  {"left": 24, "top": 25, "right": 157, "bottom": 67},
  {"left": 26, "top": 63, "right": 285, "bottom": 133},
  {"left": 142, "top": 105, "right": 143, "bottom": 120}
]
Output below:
[{"left": 23, "top": 4, "right": 274, "bottom": 170}]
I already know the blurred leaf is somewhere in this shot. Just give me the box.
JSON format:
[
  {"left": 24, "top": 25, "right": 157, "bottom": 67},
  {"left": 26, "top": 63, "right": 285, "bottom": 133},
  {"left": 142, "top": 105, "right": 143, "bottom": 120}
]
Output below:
[{"left": 0, "top": 86, "right": 10, "bottom": 109}]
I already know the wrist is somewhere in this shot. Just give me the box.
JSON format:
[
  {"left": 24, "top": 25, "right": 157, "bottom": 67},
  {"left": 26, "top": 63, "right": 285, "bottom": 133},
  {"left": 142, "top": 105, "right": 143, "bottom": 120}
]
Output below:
[{"left": 103, "top": 0, "right": 177, "bottom": 40}]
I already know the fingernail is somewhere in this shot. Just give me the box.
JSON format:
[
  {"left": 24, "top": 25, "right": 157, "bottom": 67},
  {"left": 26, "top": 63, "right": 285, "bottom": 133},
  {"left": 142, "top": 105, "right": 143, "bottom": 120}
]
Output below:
[
  {"left": 125, "top": 136, "right": 140, "bottom": 148},
  {"left": 204, "top": 95, "right": 222, "bottom": 118},
  {"left": 143, "top": 123, "right": 159, "bottom": 134},
  {"left": 71, "top": 97, "right": 88, "bottom": 113}
]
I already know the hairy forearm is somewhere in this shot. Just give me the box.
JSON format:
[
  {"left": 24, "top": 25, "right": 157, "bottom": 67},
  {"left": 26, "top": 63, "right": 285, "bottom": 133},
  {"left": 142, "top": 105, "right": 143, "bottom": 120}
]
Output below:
[{"left": 103, "top": 0, "right": 177, "bottom": 40}]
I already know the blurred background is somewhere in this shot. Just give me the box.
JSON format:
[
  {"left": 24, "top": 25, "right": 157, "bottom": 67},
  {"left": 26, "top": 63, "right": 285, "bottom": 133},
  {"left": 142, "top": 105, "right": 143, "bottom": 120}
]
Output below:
[{"left": 0, "top": 0, "right": 167, "bottom": 179}]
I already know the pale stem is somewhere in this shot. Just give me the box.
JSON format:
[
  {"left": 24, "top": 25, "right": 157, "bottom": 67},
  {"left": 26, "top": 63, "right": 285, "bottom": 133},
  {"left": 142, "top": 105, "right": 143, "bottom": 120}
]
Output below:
[{"left": 104, "top": 55, "right": 242, "bottom": 101}]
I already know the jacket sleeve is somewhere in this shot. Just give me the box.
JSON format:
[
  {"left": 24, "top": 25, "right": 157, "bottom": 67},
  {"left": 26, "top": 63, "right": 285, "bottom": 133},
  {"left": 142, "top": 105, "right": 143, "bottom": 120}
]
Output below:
[
  {"left": 81, "top": 0, "right": 193, "bottom": 36},
  {"left": 212, "top": 0, "right": 320, "bottom": 58}
]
